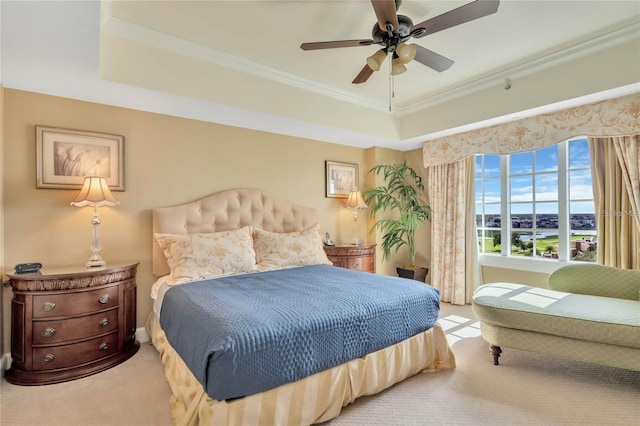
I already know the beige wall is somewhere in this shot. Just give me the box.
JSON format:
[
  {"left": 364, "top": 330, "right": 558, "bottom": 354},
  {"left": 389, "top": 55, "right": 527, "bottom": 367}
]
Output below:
[
  {"left": 2, "top": 89, "right": 414, "bottom": 353},
  {"left": 405, "top": 150, "right": 431, "bottom": 278},
  {"left": 361, "top": 147, "right": 431, "bottom": 278},
  {"left": 363, "top": 147, "right": 405, "bottom": 276}
]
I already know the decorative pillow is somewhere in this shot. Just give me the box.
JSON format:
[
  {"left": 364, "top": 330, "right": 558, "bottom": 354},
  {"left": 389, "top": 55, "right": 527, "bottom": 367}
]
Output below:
[
  {"left": 253, "top": 224, "right": 332, "bottom": 271},
  {"left": 155, "top": 227, "right": 257, "bottom": 284}
]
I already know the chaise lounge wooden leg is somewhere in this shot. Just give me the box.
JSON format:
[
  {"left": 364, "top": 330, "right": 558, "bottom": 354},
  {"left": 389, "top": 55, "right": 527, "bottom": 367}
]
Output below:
[{"left": 490, "top": 345, "right": 502, "bottom": 365}]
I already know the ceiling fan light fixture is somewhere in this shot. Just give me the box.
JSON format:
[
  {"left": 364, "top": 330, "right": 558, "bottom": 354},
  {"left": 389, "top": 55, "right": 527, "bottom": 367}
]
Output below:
[
  {"left": 391, "top": 58, "right": 407, "bottom": 75},
  {"left": 366, "top": 49, "right": 387, "bottom": 71},
  {"left": 396, "top": 43, "right": 416, "bottom": 64},
  {"left": 301, "top": 0, "right": 501, "bottom": 85}
]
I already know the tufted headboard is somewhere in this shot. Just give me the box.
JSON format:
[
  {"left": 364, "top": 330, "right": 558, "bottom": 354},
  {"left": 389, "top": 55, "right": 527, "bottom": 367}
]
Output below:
[{"left": 152, "top": 188, "right": 318, "bottom": 277}]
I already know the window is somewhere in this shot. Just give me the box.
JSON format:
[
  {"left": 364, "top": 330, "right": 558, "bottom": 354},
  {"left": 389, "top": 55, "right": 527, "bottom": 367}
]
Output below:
[{"left": 475, "top": 137, "right": 596, "bottom": 262}]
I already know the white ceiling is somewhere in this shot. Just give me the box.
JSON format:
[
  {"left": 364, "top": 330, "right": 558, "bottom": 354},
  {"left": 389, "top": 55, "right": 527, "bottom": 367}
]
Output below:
[
  {"left": 103, "top": 0, "right": 638, "bottom": 107},
  {"left": 2, "top": 1, "right": 640, "bottom": 151}
]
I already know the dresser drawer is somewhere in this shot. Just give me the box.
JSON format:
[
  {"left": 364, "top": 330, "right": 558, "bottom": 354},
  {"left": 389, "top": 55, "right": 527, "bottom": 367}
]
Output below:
[
  {"left": 32, "top": 332, "right": 119, "bottom": 371},
  {"left": 323, "top": 244, "right": 376, "bottom": 274},
  {"left": 32, "top": 285, "right": 119, "bottom": 318},
  {"left": 33, "top": 309, "right": 119, "bottom": 344},
  {"left": 326, "top": 256, "right": 347, "bottom": 268},
  {"left": 348, "top": 256, "right": 375, "bottom": 272}
]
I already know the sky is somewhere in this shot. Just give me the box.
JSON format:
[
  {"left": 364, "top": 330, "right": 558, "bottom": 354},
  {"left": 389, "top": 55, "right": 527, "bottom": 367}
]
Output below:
[{"left": 476, "top": 138, "right": 594, "bottom": 216}]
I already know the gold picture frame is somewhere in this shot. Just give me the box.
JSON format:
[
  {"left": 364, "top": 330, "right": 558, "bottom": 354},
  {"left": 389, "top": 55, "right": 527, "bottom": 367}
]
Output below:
[
  {"left": 325, "top": 161, "right": 358, "bottom": 199},
  {"left": 36, "top": 126, "right": 125, "bottom": 191}
]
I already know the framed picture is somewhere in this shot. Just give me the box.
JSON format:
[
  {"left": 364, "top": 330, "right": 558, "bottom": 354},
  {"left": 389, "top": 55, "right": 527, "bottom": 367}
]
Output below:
[
  {"left": 325, "top": 161, "right": 358, "bottom": 198},
  {"left": 36, "top": 126, "right": 125, "bottom": 191}
]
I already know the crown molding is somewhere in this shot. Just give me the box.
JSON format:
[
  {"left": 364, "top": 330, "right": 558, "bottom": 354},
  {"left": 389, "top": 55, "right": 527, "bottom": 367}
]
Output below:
[
  {"left": 418, "top": 83, "right": 640, "bottom": 145},
  {"left": 103, "top": 12, "right": 639, "bottom": 120},
  {"left": 100, "top": 15, "right": 390, "bottom": 113},
  {"left": 395, "top": 21, "right": 640, "bottom": 115}
]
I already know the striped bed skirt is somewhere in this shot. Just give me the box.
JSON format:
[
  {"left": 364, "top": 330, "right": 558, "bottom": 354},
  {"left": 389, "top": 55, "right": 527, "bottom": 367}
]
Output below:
[{"left": 146, "top": 312, "right": 455, "bottom": 425}]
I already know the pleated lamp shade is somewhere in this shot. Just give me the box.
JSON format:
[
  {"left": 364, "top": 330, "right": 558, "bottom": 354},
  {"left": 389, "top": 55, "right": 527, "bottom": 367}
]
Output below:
[{"left": 71, "top": 176, "right": 119, "bottom": 207}]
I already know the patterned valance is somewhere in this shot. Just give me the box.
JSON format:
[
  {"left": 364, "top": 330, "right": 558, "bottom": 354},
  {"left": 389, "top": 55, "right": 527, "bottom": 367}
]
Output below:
[{"left": 423, "top": 92, "right": 640, "bottom": 167}]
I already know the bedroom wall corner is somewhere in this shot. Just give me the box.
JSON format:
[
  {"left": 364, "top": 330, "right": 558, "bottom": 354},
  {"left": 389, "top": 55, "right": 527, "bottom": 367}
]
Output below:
[
  {"left": 0, "top": 0, "right": 5, "bottom": 361},
  {"left": 363, "top": 147, "right": 414, "bottom": 277},
  {"left": 0, "top": 81, "right": 6, "bottom": 360},
  {"left": 405, "top": 148, "right": 431, "bottom": 279}
]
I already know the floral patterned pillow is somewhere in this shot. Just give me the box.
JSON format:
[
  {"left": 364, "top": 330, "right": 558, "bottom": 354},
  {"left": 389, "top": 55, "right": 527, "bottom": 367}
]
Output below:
[
  {"left": 155, "top": 227, "right": 257, "bottom": 284},
  {"left": 253, "top": 224, "right": 332, "bottom": 271}
]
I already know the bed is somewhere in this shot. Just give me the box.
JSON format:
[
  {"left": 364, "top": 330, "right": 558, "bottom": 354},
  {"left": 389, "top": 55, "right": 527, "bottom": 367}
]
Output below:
[{"left": 146, "top": 188, "right": 455, "bottom": 425}]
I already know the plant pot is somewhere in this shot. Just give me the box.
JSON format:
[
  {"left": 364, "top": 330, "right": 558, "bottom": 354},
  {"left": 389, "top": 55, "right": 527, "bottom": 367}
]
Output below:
[{"left": 396, "top": 266, "right": 429, "bottom": 283}]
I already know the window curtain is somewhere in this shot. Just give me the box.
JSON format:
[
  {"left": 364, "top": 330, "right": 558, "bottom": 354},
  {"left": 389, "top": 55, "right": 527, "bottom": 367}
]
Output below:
[
  {"left": 588, "top": 136, "right": 640, "bottom": 269},
  {"left": 422, "top": 93, "right": 639, "bottom": 296},
  {"left": 423, "top": 93, "right": 639, "bottom": 167},
  {"left": 426, "top": 156, "right": 477, "bottom": 304},
  {"left": 613, "top": 135, "right": 640, "bottom": 230}
]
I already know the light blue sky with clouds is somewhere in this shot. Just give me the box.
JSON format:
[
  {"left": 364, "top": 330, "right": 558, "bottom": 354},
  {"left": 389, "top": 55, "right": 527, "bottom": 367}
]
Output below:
[{"left": 476, "top": 138, "right": 594, "bottom": 217}]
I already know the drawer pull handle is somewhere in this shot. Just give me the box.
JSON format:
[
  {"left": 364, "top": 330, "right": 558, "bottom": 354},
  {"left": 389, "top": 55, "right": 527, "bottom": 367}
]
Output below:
[
  {"left": 99, "top": 342, "right": 110, "bottom": 351},
  {"left": 352, "top": 262, "right": 359, "bottom": 267},
  {"left": 43, "top": 302, "right": 56, "bottom": 311},
  {"left": 98, "top": 295, "right": 111, "bottom": 304},
  {"left": 99, "top": 318, "right": 110, "bottom": 328},
  {"left": 41, "top": 353, "right": 55, "bottom": 363},
  {"left": 41, "top": 327, "right": 56, "bottom": 337}
]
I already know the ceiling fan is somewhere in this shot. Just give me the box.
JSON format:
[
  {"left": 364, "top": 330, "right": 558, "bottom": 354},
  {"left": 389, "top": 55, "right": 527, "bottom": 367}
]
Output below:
[{"left": 300, "top": 0, "right": 500, "bottom": 84}]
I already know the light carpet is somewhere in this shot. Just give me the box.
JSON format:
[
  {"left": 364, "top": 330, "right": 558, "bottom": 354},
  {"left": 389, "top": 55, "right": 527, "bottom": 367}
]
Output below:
[{"left": 1, "top": 303, "right": 638, "bottom": 426}]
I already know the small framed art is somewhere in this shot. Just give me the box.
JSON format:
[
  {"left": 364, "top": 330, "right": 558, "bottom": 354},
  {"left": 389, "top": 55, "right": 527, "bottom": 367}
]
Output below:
[
  {"left": 325, "top": 161, "right": 358, "bottom": 198},
  {"left": 36, "top": 126, "right": 125, "bottom": 191}
]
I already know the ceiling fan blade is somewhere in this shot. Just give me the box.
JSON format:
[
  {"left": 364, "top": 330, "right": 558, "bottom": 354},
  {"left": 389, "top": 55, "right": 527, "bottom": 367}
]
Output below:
[
  {"left": 412, "top": 44, "right": 454, "bottom": 72},
  {"left": 411, "top": 0, "right": 499, "bottom": 39},
  {"left": 300, "top": 39, "right": 375, "bottom": 51},
  {"left": 352, "top": 64, "right": 375, "bottom": 84},
  {"left": 371, "top": 0, "right": 399, "bottom": 31}
]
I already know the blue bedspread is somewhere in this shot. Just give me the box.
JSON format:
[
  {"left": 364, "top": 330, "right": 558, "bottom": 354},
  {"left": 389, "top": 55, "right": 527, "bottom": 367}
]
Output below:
[{"left": 160, "top": 264, "right": 441, "bottom": 400}]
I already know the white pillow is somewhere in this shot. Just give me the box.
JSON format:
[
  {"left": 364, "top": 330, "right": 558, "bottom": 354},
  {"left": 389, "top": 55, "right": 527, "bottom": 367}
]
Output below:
[
  {"left": 155, "top": 227, "right": 257, "bottom": 284},
  {"left": 253, "top": 224, "right": 332, "bottom": 271}
]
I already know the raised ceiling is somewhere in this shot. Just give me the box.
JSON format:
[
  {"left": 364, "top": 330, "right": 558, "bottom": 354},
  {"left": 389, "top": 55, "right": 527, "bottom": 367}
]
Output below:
[
  {"left": 102, "top": 1, "right": 636, "bottom": 104},
  {"left": 5, "top": 1, "right": 640, "bottom": 151}
]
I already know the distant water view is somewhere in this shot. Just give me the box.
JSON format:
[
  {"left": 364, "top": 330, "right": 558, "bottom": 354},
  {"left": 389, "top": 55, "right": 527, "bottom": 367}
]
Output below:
[
  {"left": 477, "top": 213, "right": 596, "bottom": 232},
  {"left": 518, "top": 230, "right": 596, "bottom": 241},
  {"left": 477, "top": 213, "right": 598, "bottom": 261}
]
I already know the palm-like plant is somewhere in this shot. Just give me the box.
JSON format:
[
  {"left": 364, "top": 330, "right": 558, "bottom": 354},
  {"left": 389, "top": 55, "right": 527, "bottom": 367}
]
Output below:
[{"left": 363, "top": 161, "right": 431, "bottom": 267}]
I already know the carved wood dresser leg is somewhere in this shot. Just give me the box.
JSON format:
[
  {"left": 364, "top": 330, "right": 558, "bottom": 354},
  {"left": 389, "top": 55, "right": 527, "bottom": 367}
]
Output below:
[{"left": 490, "top": 345, "right": 502, "bottom": 365}]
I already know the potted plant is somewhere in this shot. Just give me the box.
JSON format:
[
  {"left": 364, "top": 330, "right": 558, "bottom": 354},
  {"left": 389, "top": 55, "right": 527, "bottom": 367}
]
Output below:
[{"left": 363, "top": 161, "right": 431, "bottom": 282}]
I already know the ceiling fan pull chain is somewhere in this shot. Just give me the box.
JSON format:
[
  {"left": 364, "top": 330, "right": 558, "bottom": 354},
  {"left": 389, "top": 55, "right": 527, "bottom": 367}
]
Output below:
[{"left": 392, "top": 72, "right": 396, "bottom": 99}]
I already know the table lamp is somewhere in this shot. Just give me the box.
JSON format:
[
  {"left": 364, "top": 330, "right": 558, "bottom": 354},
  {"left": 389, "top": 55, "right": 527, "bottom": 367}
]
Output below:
[
  {"left": 71, "top": 176, "right": 119, "bottom": 268},
  {"left": 344, "top": 190, "right": 368, "bottom": 245}
]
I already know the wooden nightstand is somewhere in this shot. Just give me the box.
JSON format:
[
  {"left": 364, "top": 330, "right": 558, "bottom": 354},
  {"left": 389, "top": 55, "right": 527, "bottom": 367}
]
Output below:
[
  {"left": 6, "top": 262, "right": 139, "bottom": 385},
  {"left": 323, "top": 244, "right": 376, "bottom": 273}
]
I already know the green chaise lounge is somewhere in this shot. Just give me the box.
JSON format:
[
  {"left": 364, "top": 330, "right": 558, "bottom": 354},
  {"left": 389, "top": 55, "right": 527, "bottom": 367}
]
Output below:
[{"left": 472, "top": 264, "right": 640, "bottom": 371}]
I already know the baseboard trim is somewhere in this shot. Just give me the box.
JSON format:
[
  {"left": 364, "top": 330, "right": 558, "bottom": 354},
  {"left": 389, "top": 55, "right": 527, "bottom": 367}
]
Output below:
[
  {"left": 1, "top": 352, "right": 11, "bottom": 377},
  {"left": 136, "top": 326, "right": 150, "bottom": 343}
]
